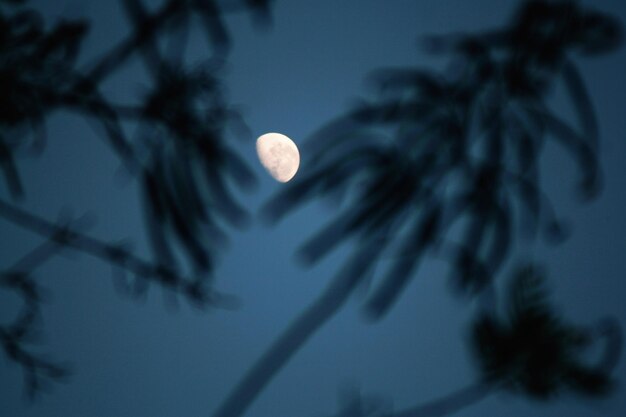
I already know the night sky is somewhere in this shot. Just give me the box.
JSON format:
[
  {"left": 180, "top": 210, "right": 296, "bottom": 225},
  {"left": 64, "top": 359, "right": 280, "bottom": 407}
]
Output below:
[{"left": 2, "top": 1, "right": 626, "bottom": 416}]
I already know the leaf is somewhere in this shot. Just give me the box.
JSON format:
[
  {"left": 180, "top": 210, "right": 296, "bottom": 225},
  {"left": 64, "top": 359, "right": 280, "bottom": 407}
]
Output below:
[
  {"left": 141, "top": 169, "right": 176, "bottom": 270},
  {"left": 528, "top": 107, "right": 601, "bottom": 200},
  {"left": 364, "top": 203, "right": 441, "bottom": 320},
  {"left": 192, "top": 0, "right": 231, "bottom": 55},
  {"left": 0, "top": 138, "right": 24, "bottom": 199},
  {"left": 561, "top": 59, "right": 598, "bottom": 147}
]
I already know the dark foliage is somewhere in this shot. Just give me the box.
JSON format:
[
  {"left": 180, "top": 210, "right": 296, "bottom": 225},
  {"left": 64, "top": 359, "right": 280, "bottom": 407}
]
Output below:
[
  {"left": 0, "top": 0, "right": 272, "bottom": 398},
  {"left": 262, "top": 0, "right": 622, "bottom": 321},
  {"left": 218, "top": 2, "right": 625, "bottom": 417},
  {"left": 319, "top": 265, "right": 622, "bottom": 417},
  {"left": 138, "top": 64, "right": 256, "bottom": 279},
  {"left": 0, "top": 242, "right": 71, "bottom": 400},
  {"left": 471, "top": 263, "right": 622, "bottom": 399},
  {"left": 0, "top": 0, "right": 622, "bottom": 414},
  {"left": 0, "top": 208, "right": 101, "bottom": 398},
  {"left": 0, "top": 3, "right": 88, "bottom": 198}
]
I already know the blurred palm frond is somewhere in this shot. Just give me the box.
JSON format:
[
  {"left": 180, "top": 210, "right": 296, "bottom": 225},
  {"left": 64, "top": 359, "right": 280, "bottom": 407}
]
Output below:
[{"left": 262, "top": 0, "right": 622, "bottom": 320}]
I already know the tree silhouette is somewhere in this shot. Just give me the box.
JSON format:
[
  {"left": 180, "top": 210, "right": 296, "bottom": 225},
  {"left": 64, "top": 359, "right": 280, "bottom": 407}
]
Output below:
[
  {"left": 471, "top": 263, "right": 621, "bottom": 399},
  {"left": 0, "top": 0, "right": 623, "bottom": 416},
  {"left": 1, "top": 0, "right": 271, "bottom": 398},
  {"left": 218, "top": 1, "right": 623, "bottom": 416},
  {"left": 263, "top": 0, "right": 621, "bottom": 310}
]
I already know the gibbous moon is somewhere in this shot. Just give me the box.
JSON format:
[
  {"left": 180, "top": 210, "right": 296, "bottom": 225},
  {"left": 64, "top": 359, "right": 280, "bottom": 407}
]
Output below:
[{"left": 256, "top": 132, "right": 300, "bottom": 183}]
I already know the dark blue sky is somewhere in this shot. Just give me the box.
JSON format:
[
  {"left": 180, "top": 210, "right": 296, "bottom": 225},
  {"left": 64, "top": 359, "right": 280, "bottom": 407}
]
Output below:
[{"left": 2, "top": 1, "right": 626, "bottom": 416}]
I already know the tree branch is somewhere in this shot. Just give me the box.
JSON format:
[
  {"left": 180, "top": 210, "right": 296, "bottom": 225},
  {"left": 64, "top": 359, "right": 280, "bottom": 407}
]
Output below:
[
  {"left": 212, "top": 241, "right": 385, "bottom": 417},
  {"left": 0, "top": 198, "right": 229, "bottom": 308}
]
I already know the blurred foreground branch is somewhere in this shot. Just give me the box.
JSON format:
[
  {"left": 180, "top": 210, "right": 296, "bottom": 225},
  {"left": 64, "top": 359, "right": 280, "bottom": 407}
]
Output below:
[
  {"left": 1, "top": 0, "right": 271, "bottom": 397},
  {"left": 213, "top": 1, "right": 623, "bottom": 416}
]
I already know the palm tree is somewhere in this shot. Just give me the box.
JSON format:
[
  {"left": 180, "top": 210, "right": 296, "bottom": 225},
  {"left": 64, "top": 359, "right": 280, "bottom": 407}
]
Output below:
[{"left": 212, "top": 2, "right": 623, "bottom": 416}]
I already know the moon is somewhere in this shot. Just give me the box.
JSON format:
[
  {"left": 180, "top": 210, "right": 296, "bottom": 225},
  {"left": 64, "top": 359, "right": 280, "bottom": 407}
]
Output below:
[{"left": 256, "top": 132, "right": 300, "bottom": 183}]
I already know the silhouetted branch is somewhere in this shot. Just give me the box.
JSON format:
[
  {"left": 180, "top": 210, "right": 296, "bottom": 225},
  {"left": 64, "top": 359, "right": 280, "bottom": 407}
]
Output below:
[
  {"left": 0, "top": 199, "right": 238, "bottom": 397},
  {"left": 212, "top": 239, "right": 388, "bottom": 417},
  {"left": 83, "top": 0, "right": 179, "bottom": 83},
  {"left": 0, "top": 198, "right": 234, "bottom": 308},
  {"left": 0, "top": 137, "right": 24, "bottom": 198},
  {"left": 1, "top": 240, "right": 71, "bottom": 399},
  {"left": 0, "top": 323, "right": 72, "bottom": 400}
]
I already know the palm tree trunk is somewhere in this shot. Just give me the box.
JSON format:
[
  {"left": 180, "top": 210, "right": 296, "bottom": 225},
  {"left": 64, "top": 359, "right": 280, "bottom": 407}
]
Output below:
[{"left": 211, "top": 243, "right": 383, "bottom": 417}]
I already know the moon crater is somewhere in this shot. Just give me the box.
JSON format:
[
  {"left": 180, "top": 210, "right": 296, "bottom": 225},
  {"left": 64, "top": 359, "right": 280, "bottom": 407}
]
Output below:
[{"left": 256, "top": 133, "right": 300, "bottom": 183}]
